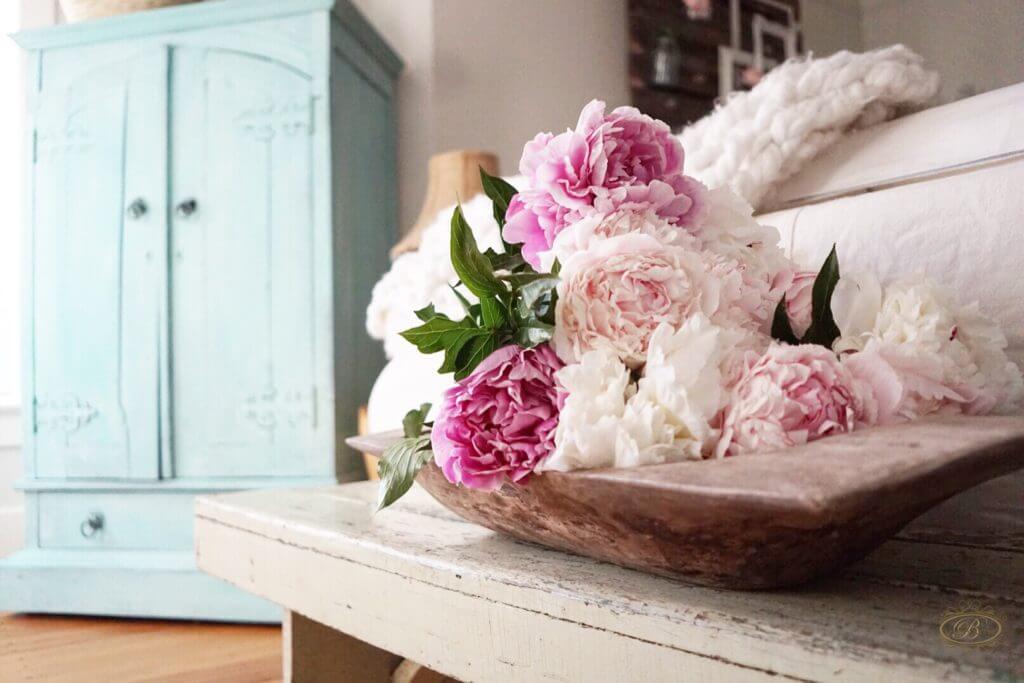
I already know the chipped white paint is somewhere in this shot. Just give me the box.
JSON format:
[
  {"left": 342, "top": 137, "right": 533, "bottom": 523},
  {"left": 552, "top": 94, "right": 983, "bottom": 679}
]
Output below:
[{"left": 196, "top": 475, "right": 1023, "bottom": 682}]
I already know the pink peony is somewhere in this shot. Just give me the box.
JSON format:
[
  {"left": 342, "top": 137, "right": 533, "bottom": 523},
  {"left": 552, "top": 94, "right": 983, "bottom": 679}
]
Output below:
[
  {"left": 553, "top": 233, "right": 715, "bottom": 368},
  {"left": 431, "top": 344, "right": 563, "bottom": 490},
  {"left": 593, "top": 174, "right": 709, "bottom": 229},
  {"left": 503, "top": 100, "right": 705, "bottom": 268},
  {"left": 716, "top": 344, "right": 874, "bottom": 457},
  {"left": 783, "top": 271, "right": 817, "bottom": 337},
  {"left": 842, "top": 340, "right": 974, "bottom": 423},
  {"left": 701, "top": 250, "right": 781, "bottom": 333}
]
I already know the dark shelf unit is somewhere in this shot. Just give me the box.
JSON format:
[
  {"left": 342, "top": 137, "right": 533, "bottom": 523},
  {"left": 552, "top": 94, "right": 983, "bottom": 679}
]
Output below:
[{"left": 629, "top": 0, "right": 801, "bottom": 130}]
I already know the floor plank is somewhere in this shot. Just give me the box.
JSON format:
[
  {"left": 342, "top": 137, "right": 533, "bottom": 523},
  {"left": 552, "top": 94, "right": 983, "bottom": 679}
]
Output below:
[{"left": 0, "top": 612, "right": 281, "bottom": 682}]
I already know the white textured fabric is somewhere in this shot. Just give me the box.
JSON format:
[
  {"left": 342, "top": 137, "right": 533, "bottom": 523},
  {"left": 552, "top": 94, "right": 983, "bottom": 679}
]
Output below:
[
  {"left": 679, "top": 45, "right": 938, "bottom": 208},
  {"left": 760, "top": 160, "right": 1024, "bottom": 375},
  {"left": 365, "top": 182, "right": 521, "bottom": 358}
]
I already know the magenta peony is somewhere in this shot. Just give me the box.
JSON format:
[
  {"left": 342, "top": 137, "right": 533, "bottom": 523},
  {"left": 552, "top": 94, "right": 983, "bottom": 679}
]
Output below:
[
  {"left": 716, "top": 344, "right": 874, "bottom": 457},
  {"left": 503, "top": 99, "right": 705, "bottom": 268},
  {"left": 431, "top": 344, "right": 563, "bottom": 490}
]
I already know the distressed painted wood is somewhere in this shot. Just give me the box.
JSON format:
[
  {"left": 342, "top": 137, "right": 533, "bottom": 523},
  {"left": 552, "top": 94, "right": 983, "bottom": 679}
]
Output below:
[
  {"left": 195, "top": 469, "right": 1024, "bottom": 682},
  {"left": 169, "top": 44, "right": 327, "bottom": 479},
  {"left": 350, "top": 416, "right": 1024, "bottom": 589},
  {"left": 3, "top": 0, "right": 401, "bottom": 622},
  {"left": 3, "top": 548, "right": 279, "bottom": 621},
  {"left": 30, "top": 44, "right": 167, "bottom": 480}
]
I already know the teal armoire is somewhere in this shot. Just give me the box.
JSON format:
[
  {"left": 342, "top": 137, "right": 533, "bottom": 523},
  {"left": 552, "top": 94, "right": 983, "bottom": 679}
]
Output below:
[{"left": 0, "top": 0, "right": 400, "bottom": 621}]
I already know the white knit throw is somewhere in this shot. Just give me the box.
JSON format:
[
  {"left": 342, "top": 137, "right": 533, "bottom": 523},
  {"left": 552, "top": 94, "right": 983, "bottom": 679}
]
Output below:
[
  {"left": 680, "top": 45, "right": 938, "bottom": 207},
  {"left": 366, "top": 46, "right": 940, "bottom": 355}
]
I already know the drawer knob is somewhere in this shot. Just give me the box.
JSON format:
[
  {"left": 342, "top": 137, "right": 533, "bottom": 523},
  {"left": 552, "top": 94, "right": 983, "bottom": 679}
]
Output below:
[
  {"left": 80, "top": 512, "right": 104, "bottom": 538},
  {"left": 175, "top": 198, "right": 198, "bottom": 218},
  {"left": 125, "top": 198, "right": 148, "bottom": 220}
]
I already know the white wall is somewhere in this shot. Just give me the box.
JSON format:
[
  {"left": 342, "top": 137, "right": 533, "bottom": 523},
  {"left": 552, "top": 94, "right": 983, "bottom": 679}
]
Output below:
[
  {"left": 0, "top": 407, "right": 20, "bottom": 557},
  {"left": 0, "top": 0, "right": 58, "bottom": 557},
  {"left": 430, "top": 0, "right": 630, "bottom": 186},
  {"left": 351, "top": 0, "right": 630, "bottom": 232},
  {"left": 860, "top": 0, "right": 1024, "bottom": 104},
  {"left": 0, "top": 1, "right": 33, "bottom": 557},
  {"left": 803, "top": 0, "right": 1024, "bottom": 104},
  {"left": 801, "top": 0, "right": 863, "bottom": 56}
]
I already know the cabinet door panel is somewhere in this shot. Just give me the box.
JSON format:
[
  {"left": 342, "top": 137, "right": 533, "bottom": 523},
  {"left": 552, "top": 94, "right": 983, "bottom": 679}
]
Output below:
[
  {"left": 170, "top": 47, "right": 326, "bottom": 478},
  {"left": 30, "top": 48, "right": 166, "bottom": 480}
]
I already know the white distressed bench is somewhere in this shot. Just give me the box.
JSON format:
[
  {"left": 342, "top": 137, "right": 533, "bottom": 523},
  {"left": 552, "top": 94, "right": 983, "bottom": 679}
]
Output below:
[{"left": 195, "top": 475, "right": 1023, "bottom": 682}]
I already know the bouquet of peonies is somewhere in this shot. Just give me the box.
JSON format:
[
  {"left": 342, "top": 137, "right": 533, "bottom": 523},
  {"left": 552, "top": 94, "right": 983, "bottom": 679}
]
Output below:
[{"left": 376, "top": 100, "right": 1023, "bottom": 508}]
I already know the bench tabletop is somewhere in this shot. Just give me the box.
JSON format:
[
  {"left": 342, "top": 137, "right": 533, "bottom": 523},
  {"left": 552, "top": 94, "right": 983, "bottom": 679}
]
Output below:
[{"left": 195, "top": 476, "right": 1023, "bottom": 682}]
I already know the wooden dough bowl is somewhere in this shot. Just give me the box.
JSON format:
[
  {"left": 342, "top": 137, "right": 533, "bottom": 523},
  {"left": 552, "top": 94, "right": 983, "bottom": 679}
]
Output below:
[{"left": 349, "top": 415, "right": 1024, "bottom": 590}]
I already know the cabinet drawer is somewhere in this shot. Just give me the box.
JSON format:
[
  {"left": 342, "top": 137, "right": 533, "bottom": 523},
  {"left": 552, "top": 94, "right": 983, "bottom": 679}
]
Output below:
[{"left": 37, "top": 492, "right": 195, "bottom": 550}]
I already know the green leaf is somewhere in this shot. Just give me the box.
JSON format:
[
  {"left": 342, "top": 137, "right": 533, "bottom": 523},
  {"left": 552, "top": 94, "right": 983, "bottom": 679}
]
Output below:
[
  {"left": 413, "top": 304, "right": 439, "bottom": 323},
  {"left": 479, "top": 168, "right": 519, "bottom": 227},
  {"left": 500, "top": 271, "right": 554, "bottom": 287},
  {"left": 811, "top": 245, "right": 840, "bottom": 327},
  {"left": 438, "top": 327, "right": 488, "bottom": 374},
  {"left": 450, "top": 206, "right": 508, "bottom": 299},
  {"left": 770, "top": 295, "right": 800, "bottom": 344},
  {"left": 377, "top": 434, "right": 432, "bottom": 510},
  {"left": 484, "top": 248, "right": 528, "bottom": 274},
  {"left": 550, "top": 258, "right": 562, "bottom": 277},
  {"left": 401, "top": 403, "right": 432, "bottom": 439},
  {"left": 517, "top": 277, "right": 560, "bottom": 325},
  {"left": 454, "top": 334, "right": 499, "bottom": 380},
  {"left": 802, "top": 245, "right": 842, "bottom": 347},
  {"left": 479, "top": 296, "right": 506, "bottom": 329},
  {"left": 513, "top": 320, "right": 554, "bottom": 348},
  {"left": 448, "top": 285, "right": 475, "bottom": 320},
  {"left": 400, "top": 315, "right": 476, "bottom": 354}
]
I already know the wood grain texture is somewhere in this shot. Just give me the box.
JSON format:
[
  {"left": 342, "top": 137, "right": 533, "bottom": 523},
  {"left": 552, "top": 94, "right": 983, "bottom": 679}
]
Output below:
[
  {"left": 351, "top": 415, "right": 1024, "bottom": 588},
  {"left": 0, "top": 612, "right": 280, "bottom": 682},
  {"left": 195, "top": 471, "right": 1024, "bottom": 682},
  {"left": 284, "top": 610, "right": 401, "bottom": 683}
]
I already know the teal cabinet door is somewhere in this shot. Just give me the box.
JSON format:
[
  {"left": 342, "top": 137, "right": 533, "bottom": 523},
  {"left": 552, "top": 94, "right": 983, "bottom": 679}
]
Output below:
[
  {"left": 169, "top": 46, "right": 328, "bottom": 478},
  {"left": 30, "top": 47, "right": 166, "bottom": 480}
]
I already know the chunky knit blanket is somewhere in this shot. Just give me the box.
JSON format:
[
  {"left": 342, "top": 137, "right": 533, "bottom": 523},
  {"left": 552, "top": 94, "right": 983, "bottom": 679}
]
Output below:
[
  {"left": 680, "top": 45, "right": 938, "bottom": 208},
  {"left": 367, "top": 45, "right": 939, "bottom": 356}
]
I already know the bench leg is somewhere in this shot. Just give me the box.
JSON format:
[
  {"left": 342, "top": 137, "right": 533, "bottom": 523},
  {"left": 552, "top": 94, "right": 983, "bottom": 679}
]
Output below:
[{"left": 284, "top": 610, "right": 403, "bottom": 682}]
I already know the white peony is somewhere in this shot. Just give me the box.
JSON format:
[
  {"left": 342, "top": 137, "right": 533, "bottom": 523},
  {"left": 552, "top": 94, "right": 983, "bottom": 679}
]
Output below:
[
  {"left": 540, "top": 348, "right": 634, "bottom": 472},
  {"left": 544, "top": 316, "right": 767, "bottom": 471},
  {"left": 833, "top": 272, "right": 1024, "bottom": 417},
  {"left": 613, "top": 398, "right": 682, "bottom": 467},
  {"left": 631, "top": 316, "right": 767, "bottom": 459}
]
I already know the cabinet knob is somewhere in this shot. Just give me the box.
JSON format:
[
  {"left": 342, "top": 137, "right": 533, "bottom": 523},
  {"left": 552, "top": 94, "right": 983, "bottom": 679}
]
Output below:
[
  {"left": 125, "top": 199, "right": 148, "bottom": 220},
  {"left": 80, "top": 512, "right": 104, "bottom": 538},
  {"left": 176, "top": 199, "right": 198, "bottom": 218}
]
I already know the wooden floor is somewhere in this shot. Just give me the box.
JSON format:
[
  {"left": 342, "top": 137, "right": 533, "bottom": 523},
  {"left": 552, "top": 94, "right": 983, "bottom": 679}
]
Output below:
[{"left": 0, "top": 613, "right": 281, "bottom": 682}]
